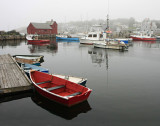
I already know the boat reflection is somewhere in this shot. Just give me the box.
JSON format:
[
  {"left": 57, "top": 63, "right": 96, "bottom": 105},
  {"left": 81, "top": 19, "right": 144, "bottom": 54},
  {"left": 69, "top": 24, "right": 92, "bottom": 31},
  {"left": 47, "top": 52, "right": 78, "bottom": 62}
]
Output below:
[
  {"left": 27, "top": 39, "right": 58, "bottom": 53},
  {"left": 133, "top": 41, "right": 160, "bottom": 48},
  {"left": 31, "top": 91, "right": 92, "bottom": 120},
  {"left": 88, "top": 48, "right": 109, "bottom": 69},
  {"left": 56, "top": 39, "right": 80, "bottom": 43},
  {"left": 27, "top": 41, "right": 50, "bottom": 46}
]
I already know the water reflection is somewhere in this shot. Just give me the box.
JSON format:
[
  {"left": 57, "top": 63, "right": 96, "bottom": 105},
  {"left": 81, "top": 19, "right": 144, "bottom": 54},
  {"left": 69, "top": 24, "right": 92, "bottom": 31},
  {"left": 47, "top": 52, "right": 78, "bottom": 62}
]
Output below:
[
  {"left": 0, "top": 40, "right": 26, "bottom": 49},
  {"left": 87, "top": 47, "right": 112, "bottom": 70},
  {"left": 133, "top": 40, "right": 160, "bottom": 48},
  {"left": 31, "top": 91, "right": 92, "bottom": 120},
  {"left": 56, "top": 39, "right": 80, "bottom": 43},
  {"left": 27, "top": 39, "right": 58, "bottom": 53},
  {"left": 0, "top": 90, "right": 32, "bottom": 103},
  {"left": 88, "top": 49, "right": 108, "bottom": 68}
]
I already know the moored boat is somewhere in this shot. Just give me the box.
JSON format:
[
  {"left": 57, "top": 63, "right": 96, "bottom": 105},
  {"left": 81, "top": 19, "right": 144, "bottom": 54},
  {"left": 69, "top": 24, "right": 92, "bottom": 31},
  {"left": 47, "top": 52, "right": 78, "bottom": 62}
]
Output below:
[
  {"left": 115, "top": 38, "right": 133, "bottom": 44},
  {"left": 21, "top": 63, "right": 49, "bottom": 76},
  {"left": 80, "top": 39, "right": 94, "bottom": 45},
  {"left": 13, "top": 55, "right": 44, "bottom": 66},
  {"left": 56, "top": 36, "right": 79, "bottom": 41},
  {"left": 21, "top": 63, "right": 87, "bottom": 86},
  {"left": 30, "top": 71, "right": 92, "bottom": 107},
  {"left": 53, "top": 74, "right": 87, "bottom": 86},
  {"left": 93, "top": 40, "right": 128, "bottom": 51},
  {"left": 26, "top": 34, "right": 50, "bottom": 43},
  {"left": 130, "top": 34, "right": 156, "bottom": 41},
  {"left": 28, "top": 41, "right": 50, "bottom": 46},
  {"left": 80, "top": 24, "right": 106, "bottom": 41},
  {"left": 13, "top": 55, "right": 44, "bottom": 62}
]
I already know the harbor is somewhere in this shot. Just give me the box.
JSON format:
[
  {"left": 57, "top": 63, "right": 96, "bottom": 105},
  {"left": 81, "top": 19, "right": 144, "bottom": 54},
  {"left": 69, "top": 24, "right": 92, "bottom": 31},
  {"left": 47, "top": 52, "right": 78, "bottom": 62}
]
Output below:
[
  {"left": 0, "top": 39, "right": 160, "bottom": 125},
  {"left": 1, "top": 0, "right": 160, "bottom": 125}
]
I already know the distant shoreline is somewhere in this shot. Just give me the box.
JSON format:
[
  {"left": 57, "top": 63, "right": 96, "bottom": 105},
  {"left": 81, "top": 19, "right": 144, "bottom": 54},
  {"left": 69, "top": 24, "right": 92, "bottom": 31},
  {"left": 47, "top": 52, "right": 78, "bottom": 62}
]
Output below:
[{"left": 0, "top": 34, "right": 56, "bottom": 41}]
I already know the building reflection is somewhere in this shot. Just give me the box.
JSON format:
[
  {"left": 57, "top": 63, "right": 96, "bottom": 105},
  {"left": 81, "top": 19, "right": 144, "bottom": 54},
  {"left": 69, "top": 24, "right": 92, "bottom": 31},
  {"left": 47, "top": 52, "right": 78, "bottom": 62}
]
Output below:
[
  {"left": 0, "top": 40, "right": 25, "bottom": 49},
  {"left": 27, "top": 39, "right": 58, "bottom": 53},
  {"left": 31, "top": 91, "right": 92, "bottom": 120}
]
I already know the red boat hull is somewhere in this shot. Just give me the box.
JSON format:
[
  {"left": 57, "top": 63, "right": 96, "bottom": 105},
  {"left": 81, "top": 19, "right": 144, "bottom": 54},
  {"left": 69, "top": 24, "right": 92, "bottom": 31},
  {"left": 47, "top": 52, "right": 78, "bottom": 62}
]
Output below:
[
  {"left": 30, "top": 71, "right": 92, "bottom": 107},
  {"left": 28, "top": 40, "right": 50, "bottom": 43},
  {"left": 34, "top": 86, "right": 91, "bottom": 107},
  {"left": 130, "top": 36, "right": 156, "bottom": 41}
]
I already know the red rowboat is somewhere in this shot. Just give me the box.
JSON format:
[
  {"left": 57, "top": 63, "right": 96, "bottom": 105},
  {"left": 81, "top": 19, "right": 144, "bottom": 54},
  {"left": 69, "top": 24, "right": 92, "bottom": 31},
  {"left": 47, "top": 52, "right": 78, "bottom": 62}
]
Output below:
[{"left": 30, "top": 70, "right": 92, "bottom": 107}]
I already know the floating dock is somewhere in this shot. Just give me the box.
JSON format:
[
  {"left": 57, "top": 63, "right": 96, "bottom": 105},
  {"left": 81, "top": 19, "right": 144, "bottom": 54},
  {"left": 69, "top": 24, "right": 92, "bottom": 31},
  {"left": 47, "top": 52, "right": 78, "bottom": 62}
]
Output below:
[{"left": 0, "top": 54, "right": 32, "bottom": 94}]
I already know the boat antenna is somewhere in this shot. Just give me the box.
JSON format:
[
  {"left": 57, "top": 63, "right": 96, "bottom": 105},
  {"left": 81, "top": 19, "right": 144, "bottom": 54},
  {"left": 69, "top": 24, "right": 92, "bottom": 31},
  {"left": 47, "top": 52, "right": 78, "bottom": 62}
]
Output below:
[
  {"left": 106, "top": 14, "right": 109, "bottom": 31},
  {"left": 106, "top": 0, "right": 110, "bottom": 38}
]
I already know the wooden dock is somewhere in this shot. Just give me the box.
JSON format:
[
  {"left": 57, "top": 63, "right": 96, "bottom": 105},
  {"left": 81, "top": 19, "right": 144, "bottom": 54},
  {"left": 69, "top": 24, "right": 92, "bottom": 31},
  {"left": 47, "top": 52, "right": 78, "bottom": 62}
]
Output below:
[{"left": 0, "top": 54, "right": 32, "bottom": 94}]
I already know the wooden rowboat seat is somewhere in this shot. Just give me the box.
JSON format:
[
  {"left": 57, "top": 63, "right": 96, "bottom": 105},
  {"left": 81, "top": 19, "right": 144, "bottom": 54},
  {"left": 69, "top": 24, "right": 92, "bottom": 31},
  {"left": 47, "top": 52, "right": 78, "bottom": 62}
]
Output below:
[
  {"left": 67, "top": 92, "right": 81, "bottom": 97},
  {"left": 47, "top": 85, "right": 65, "bottom": 91},
  {"left": 23, "top": 67, "right": 31, "bottom": 70},
  {"left": 36, "top": 80, "right": 52, "bottom": 85}
]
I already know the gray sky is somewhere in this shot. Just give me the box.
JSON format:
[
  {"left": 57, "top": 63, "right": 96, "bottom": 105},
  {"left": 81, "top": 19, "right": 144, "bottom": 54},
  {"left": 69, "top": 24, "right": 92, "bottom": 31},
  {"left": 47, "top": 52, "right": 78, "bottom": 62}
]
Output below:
[{"left": 0, "top": 0, "right": 160, "bottom": 31}]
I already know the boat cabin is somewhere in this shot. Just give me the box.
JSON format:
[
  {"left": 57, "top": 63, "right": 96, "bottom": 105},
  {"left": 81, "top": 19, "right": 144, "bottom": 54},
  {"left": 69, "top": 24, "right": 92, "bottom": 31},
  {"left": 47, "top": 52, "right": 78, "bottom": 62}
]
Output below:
[{"left": 82, "top": 32, "right": 106, "bottom": 41}]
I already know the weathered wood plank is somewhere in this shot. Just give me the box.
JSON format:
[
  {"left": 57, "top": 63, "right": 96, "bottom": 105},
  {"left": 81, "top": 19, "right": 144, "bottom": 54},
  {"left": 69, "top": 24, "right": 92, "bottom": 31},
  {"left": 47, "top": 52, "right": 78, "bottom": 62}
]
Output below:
[{"left": 0, "top": 54, "right": 32, "bottom": 94}]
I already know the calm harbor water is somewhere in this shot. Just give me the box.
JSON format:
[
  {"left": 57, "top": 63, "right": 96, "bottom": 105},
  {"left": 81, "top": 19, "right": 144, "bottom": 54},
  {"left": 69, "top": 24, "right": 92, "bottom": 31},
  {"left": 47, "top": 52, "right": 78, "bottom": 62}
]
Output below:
[{"left": 0, "top": 40, "right": 160, "bottom": 126}]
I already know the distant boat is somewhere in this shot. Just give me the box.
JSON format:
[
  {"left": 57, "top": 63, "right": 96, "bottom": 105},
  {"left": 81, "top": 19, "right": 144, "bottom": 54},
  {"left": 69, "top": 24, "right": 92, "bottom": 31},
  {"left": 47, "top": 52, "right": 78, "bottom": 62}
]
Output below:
[
  {"left": 93, "top": 40, "right": 128, "bottom": 51},
  {"left": 80, "top": 24, "right": 106, "bottom": 45},
  {"left": 156, "top": 36, "right": 160, "bottom": 40},
  {"left": 80, "top": 31, "right": 105, "bottom": 41},
  {"left": 26, "top": 34, "right": 50, "bottom": 43},
  {"left": 56, "top": 36, "right": 79, "bottom": 41},
  {"left": 30, "top": 71, "right": 92, "bottom": 107},
  {"left": 130, "top": 34, "right": 156, "bottom": 41},
  {"left": 81, "top": 24, "right": 106, "bottom": 40},
  {"left": 13, "top": 55, "right": 44, "bottom": 66},
  {"left": 80, "top": 31, "right": 105, "bottom": 45},
  {"left": 115, "top": 38, "right": 132, "bottom": 44},
  {"left": 80, "top": 40, "right": 94, "bottom": 45}
]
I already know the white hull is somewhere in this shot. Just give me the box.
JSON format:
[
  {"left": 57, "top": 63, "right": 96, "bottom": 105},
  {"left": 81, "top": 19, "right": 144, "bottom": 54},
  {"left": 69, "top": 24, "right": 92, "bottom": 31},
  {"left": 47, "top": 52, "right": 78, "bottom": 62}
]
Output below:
[
  {"left": 93, "top": 41, "right": 128, "bottom": 50},
  {"left": 53, "top": 74, "right": 87, "bottom": 85}
]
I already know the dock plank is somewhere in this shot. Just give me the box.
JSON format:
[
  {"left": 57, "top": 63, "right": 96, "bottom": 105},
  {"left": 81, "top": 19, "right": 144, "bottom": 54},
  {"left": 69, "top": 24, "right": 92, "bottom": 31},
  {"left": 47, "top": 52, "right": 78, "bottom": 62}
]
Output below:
[{"left": 0, "top": 54, "right": 32, "bottom": 94}]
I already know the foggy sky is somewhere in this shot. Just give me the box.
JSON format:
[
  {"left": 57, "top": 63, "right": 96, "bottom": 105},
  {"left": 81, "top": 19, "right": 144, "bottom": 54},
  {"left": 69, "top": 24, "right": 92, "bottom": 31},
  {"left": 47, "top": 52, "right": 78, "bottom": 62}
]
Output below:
[{"left": 0, "top": 0, "right": 160, "bottom": 31}]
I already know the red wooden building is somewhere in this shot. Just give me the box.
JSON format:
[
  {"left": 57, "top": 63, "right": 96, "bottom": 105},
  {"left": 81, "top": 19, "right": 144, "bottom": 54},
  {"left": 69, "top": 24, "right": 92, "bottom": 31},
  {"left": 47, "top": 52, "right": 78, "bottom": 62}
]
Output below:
[{"left": 27, "top": 19, "right": 57, "bottom": 35}]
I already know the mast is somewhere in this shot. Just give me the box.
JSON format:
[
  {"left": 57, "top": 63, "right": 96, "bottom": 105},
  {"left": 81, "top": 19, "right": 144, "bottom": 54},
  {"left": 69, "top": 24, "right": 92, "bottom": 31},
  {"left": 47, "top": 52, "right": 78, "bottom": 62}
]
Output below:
[
  {"left": 106, "top": 0, "right": 110, "bottom": 38},
  {"left": 106, "top": 14, "right": 109, "bottom": 38}
]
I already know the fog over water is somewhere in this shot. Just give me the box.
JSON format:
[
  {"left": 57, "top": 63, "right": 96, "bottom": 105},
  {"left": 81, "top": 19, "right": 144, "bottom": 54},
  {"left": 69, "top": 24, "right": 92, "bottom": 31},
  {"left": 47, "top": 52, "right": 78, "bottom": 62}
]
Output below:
[{"left": 0, "top": 0, "right": 160, "bottom": 31}]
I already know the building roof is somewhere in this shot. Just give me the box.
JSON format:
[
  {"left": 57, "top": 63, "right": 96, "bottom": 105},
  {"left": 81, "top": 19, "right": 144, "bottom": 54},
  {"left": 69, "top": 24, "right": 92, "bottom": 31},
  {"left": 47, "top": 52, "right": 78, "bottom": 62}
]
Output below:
[
  {"left": 46, "top": 19, "right": 55, "bottom": 25},
  {"left": 31, "top": 22, "right": 52, "bottom": 29}
]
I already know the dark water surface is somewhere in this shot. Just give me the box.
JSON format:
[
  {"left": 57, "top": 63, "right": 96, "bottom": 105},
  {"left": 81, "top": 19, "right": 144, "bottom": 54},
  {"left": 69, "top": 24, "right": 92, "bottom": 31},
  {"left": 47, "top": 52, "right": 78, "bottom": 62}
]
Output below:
[{"left": 0, "top": 40, "right": 160, "bottom": 126}]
